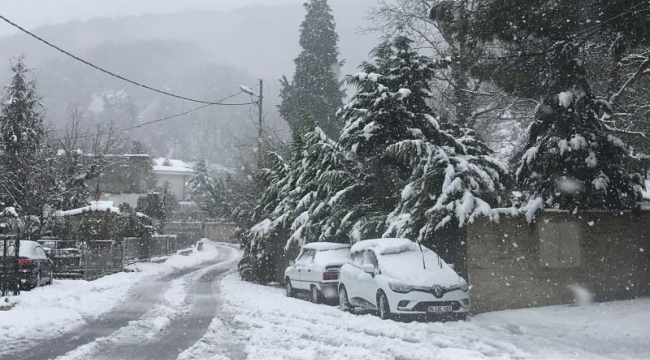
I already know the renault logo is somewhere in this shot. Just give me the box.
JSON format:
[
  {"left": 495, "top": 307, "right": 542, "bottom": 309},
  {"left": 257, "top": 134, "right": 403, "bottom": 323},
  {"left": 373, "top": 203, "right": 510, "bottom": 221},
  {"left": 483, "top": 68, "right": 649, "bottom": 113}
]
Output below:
[{"left": 432, "top": 285, "right": 443, "bottom": 298}]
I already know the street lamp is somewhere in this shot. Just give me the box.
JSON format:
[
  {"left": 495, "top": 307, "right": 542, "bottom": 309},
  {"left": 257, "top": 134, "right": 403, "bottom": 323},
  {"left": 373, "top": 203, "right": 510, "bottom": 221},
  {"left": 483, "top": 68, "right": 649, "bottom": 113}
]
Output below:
[{"left": 240, "top": 80, "right": 264, "bottom": 165}]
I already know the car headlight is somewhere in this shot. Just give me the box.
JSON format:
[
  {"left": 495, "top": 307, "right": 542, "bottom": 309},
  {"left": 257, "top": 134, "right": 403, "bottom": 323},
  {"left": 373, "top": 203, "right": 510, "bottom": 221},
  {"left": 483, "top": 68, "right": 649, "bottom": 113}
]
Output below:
[
  {"left": 389, "top": 282, "right": 413, "bottom": 294},
  {"left": 459, "top": 278, "right": 469, "bottom": 292}
]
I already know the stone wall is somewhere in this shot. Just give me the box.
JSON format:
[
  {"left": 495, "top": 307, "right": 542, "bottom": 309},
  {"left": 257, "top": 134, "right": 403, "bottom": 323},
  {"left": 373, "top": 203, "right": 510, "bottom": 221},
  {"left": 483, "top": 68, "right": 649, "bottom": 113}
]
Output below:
[
  {"left": 202, "top": 222, "right": 238, "bottom": 243},
  {"left": 467, "top": 211, "right": 650, "bottom": 313}
]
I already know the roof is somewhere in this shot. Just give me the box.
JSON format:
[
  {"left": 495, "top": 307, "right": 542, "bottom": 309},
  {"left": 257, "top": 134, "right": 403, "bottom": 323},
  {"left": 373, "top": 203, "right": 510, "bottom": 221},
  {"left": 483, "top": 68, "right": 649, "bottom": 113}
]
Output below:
[
  {"left": 350, "top": 238, "right": 419, "bottom": 255},
  {"left": 152, "top": 157, "right": 194, "bottom": 175},
  {"left": 55, "top": 201, "right": 148, "bottom": 218},
  {"left": 302, "top": 242, "right": 350, "bottom": 251},
  {"left": 58, "top": 201, "right": 121, "bottom": 216}
]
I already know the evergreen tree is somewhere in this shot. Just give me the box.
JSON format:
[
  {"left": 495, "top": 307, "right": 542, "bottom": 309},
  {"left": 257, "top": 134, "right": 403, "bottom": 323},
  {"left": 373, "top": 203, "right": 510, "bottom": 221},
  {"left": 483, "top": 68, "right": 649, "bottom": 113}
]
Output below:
[
  {"left": 453, "top": 0, "right": 649, "bottom": 213},
  {"left": 279, "top": 0, "right": 345, "bottom": 138},
  {"left": 0, "top": 58, "right": 46, "bottom": 216},
  {"left": 188, "top": 159, "right": 214, "bottom": 211}
]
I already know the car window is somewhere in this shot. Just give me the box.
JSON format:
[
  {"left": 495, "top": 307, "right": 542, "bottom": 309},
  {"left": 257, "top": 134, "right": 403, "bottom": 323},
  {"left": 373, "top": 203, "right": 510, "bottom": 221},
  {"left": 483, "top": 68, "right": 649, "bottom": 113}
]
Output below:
[
  {"left": 295, "top": 249, "right": 309, "bottom": 265},
  {"left": 34, "top": 246, "right": 46, "bottom": 259},
  {"left": 351, "top": 251, "right": 364, "bottom": 266},
  {"left": 303, "top": 250, "right": 315, "bottom": 265},
  {"left": 362, "top": 250, "right": 378, "bottom": 269}
]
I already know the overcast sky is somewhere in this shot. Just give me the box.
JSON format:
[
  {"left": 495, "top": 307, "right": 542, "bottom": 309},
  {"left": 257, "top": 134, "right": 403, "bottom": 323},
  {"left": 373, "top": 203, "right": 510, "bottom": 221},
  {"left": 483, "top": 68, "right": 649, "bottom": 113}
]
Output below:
[{"left": 0, "top": 0, "right": 304, "bottom": 37}]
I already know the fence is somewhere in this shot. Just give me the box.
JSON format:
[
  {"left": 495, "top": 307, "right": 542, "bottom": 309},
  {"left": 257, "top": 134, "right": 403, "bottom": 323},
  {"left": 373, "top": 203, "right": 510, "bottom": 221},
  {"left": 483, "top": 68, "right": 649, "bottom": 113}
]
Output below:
[
  {"left": 0, "top": 237, "right": 18, "bottom": 296},
  {"left": 51, "top": 240, "right": 124, "bottom": 281}
]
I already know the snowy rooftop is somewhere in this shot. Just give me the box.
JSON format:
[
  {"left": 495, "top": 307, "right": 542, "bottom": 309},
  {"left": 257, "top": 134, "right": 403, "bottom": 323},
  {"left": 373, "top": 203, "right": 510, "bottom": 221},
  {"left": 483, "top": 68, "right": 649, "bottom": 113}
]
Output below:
[
  {"left": 302, "top": 242, "right": 350, "bottom": 251},
  {"left": 152, "top": 157, "right": 194, "bottom": 174},
  {"left": 57, "top": 201, "right": 120, "bottom": 216},
  {"left": 350, "top": 238, "right": 418, "bottom": 255},
  {"left": 55, "top": 201, "right": 148, "bottom": 218}
]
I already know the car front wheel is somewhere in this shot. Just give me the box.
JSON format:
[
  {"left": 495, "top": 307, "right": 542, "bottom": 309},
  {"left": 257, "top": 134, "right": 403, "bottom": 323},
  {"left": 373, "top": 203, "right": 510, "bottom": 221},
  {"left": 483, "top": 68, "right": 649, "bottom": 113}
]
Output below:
[
  {"left": 285, "top": 278, "right": 295, "bottom": 297},
  {"left": 378, "top": 291, "right": 391, "bottom": 320},
  {"left": 338, "top": 285, "right": 352, "bottom": 312}
]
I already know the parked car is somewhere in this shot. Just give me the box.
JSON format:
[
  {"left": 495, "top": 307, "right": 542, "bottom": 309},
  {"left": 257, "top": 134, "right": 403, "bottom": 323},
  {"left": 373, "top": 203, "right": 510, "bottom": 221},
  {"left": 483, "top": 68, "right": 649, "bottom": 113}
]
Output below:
[
  {"left": 17, "top": 240, "right": 55, "bottom": 290},
  {"left": 338, "top": 238, "right": 470, "bottom": 320},
  {"left": 284, "top": 242, "right": 351, "bottom": 303}
]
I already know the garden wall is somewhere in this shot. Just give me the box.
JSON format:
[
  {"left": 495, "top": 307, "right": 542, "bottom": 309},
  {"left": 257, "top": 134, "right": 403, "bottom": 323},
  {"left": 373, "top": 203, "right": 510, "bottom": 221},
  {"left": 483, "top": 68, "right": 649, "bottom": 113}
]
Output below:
[{"left": 467, "top": 211, "right": 650, "bottom": 313}]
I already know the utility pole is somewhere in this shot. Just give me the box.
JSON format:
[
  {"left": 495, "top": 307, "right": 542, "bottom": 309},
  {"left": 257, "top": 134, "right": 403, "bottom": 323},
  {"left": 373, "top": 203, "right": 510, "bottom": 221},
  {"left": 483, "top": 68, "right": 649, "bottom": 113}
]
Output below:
[{"left": 257, "top": 79, "right": 264, "bottom": 166}]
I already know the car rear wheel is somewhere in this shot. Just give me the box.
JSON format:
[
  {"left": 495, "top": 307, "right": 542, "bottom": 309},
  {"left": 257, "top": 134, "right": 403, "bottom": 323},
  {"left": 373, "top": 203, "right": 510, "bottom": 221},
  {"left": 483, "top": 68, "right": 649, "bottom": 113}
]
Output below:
[
  {"left": 285, "top": 278, "right": 295, "bottom": 297},
  {"left": 338, "top": 285, "right": 352, "bottom": 312},
  {"left": 46, "top": 270, "right": 54, "bottom": 285},
  {"left": 378, "top": 292, "right": 391, "bottom": 320},
  {"left": 310, "top": 285, "right": 321, "bottom": 304}
]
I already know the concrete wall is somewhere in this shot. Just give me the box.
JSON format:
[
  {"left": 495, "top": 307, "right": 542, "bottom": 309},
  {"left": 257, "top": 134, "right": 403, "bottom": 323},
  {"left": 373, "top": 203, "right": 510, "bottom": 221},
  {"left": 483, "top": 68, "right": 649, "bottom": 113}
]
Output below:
[
  {"left": 467, "top": 211, "right": 650, "bottom": 313},
  {"left": 164, "top": 221, "right": 237, "bottom": 244},
  {"left": 202, "top": 222, "right": 238, "bottom": 243},
  {"left": 95, "top": 193, "right": 145, "bottom": 208}
]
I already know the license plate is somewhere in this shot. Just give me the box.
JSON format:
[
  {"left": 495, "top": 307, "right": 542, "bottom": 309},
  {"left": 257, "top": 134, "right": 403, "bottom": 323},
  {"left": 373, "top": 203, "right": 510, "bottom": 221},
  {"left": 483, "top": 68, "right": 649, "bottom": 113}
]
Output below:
[{"left": 428, "top": 306, "right": 452, "bottom": 313}]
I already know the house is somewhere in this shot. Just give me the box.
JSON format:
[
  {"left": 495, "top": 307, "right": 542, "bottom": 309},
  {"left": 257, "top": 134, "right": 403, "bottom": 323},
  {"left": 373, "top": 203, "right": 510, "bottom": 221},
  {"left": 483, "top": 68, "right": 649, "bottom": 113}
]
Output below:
[
  {"left": 88, "top": 154, "right": 155, "bottom": 208},
  {"left": 152, "top": 157, "right": 194, "bottom": 201}
]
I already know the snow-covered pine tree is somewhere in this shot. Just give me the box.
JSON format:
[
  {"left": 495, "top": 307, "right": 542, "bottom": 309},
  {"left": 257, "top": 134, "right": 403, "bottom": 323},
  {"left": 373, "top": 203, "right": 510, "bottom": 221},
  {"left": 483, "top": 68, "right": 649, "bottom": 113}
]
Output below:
[
  {"left": 516, "top": 84, "right": 644, "bottom": 213},
  {"left": 0, "top": 58, "right": 46, "bottom": 216},
  {"left": 188, "top": 159, "right": 219, "bottom": 218},
  {"left": 337, "top": 35, "right": 457, "bottom": 240},
  {"left": 451, "top": 1, "right": 649, "bottom": 214},
  {"left": 279, "top": 0, "right": 345, "bottom": 138}
]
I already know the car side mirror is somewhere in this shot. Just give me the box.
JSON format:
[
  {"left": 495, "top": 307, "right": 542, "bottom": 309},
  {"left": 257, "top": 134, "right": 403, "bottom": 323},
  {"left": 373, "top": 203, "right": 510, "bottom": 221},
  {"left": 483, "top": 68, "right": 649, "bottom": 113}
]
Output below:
[
  {"left": 289, "top": 260, "right": 295, "bottom": 266},
  {"left": 362, "top": 264, "right": 375, "bottom": 276}
]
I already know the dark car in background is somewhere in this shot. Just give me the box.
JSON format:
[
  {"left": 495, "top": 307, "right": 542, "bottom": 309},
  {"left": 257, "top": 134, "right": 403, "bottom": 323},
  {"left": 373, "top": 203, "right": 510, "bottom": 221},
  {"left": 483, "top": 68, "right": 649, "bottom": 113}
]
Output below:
[{"left": 16, "top": 240, "right": 54, "bottom": 290}]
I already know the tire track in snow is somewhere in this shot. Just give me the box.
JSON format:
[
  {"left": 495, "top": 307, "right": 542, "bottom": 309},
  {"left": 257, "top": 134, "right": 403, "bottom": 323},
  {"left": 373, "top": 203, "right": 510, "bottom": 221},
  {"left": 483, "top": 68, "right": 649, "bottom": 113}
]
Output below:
[{"left": 4, "top": 244, "right": 235, "bottom": 360}]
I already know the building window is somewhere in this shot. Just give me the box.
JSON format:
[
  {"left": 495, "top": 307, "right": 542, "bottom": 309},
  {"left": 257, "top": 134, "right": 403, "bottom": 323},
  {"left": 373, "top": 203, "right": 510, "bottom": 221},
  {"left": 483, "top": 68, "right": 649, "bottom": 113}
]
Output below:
[{"left": 538, "top": 221, "right": 581, "bottom": 268}]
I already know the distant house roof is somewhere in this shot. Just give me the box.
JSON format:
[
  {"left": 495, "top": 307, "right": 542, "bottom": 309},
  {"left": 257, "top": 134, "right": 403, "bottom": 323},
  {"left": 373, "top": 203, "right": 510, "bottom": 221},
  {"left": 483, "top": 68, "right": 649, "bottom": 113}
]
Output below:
[
  {"left": 152, "top": 157, "right": 194, "bottom": 175},
  {"left": 56, "top": 201, "right": 121, "bottom": 216},
  {"left": 55, "top": 201, "right": 148, "bottom": 218}
]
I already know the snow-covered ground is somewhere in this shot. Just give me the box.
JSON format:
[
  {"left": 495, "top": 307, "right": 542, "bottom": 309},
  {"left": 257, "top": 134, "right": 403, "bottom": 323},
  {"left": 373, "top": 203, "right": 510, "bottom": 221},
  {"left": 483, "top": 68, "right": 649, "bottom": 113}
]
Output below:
[
  {"left": 0, "top": 241, "right": 219, "bottom": 357},
  {"left": 190, "top": 274, "right": 650, "bottom": 360}
]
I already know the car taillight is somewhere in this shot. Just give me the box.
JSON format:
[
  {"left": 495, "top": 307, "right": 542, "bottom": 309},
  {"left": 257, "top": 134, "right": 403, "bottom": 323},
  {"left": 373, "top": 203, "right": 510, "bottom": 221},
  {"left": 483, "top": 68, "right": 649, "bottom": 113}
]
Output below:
[
  {"left": 323, "top": 271, "right": 338, "bottom": 280},
  {"left": 18, "top": 257, "right": 33, "bottom": 267}
]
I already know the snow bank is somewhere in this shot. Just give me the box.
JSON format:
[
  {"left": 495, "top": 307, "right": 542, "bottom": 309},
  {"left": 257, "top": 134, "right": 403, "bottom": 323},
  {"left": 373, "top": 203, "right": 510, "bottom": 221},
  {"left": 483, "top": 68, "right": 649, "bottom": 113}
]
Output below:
[
  {"left": 0, "top": 242, "right": 219, "bottom": 357},
  {"left": 210, "top": 274, "right": 650, "bottom": 360}
]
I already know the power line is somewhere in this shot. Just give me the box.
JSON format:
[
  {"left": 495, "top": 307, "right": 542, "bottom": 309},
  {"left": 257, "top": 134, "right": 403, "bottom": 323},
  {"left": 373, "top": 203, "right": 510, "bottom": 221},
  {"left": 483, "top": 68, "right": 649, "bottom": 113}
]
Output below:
[
  {"left": 46, "top": 91, "right": 253, "bottom": 143},
  {"left": 0, "top": 14, "right": 251, "bottom": 106}
]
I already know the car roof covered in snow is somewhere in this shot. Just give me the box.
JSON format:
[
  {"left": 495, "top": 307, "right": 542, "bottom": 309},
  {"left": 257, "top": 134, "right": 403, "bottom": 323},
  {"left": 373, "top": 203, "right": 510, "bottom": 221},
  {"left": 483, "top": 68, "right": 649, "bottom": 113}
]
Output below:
[
  {"left": 350, "top": 238, "right": 418, "bottom": 255},
  {"left": 302, "top": 242, "right": 350, "bottom": 251}
]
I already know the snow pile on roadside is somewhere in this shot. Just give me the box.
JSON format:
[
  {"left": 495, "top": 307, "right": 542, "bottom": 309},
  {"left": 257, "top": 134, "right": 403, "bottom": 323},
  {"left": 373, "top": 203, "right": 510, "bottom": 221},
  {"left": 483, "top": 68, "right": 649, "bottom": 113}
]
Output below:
[
  {"left": 0, "top": 242, "right": 218, "bottom": 356},
  {"left": 215, "top": 274, "right": 650, "bottom": 360},
  {"left": 217, "top": 274, "right": 528, "bottom": 360}
]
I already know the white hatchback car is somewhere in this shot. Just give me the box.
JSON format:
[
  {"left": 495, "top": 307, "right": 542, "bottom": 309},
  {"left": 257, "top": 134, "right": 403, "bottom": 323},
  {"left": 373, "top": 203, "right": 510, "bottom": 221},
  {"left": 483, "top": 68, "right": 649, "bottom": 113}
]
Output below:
[
  {"left": 284, "top": 242, "right": 351, "bottom": 303},
  {"left": 338, "top": 238, "right": 470, "bottom": 320}
]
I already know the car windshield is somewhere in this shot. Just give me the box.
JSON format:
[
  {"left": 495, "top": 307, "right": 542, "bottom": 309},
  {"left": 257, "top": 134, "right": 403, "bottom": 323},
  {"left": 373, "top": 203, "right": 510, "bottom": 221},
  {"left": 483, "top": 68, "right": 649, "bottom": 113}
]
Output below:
[
  {"left": 379, "top": 248, "right": 458, "bottom": 286},
  {"left": 0, "top": 1, "right": 647, "bottom": 359},
  {"left": 313, "top": 248, "right": 350, "bottom": 267}
]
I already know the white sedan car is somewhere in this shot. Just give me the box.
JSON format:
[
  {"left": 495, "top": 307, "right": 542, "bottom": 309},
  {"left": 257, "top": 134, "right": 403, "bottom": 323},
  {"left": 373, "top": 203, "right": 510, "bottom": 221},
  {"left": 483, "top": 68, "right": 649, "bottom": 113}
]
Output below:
[
  {"left": 338, "top": 238, "right": 470, "bottom": 320},
  {"left": 284, "top": 242, "right": 351, "bottom": 303}
]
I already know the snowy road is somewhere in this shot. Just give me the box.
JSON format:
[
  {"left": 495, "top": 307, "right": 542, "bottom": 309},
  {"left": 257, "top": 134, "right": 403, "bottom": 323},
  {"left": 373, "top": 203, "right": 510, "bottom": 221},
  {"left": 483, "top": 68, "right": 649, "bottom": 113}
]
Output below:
[
  {"left": 3, "top": 244, "right": 649, "bottom": 360},
  {"left": 1, "top": 242, "right": 241, "bottom": 360}
]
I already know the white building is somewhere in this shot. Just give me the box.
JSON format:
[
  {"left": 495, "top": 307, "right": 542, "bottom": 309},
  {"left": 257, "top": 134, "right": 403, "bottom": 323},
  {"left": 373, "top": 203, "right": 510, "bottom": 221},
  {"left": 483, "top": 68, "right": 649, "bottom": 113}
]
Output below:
[{"left": 152, "top": 157, "right": 194, "bottom": 201}]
